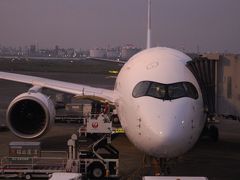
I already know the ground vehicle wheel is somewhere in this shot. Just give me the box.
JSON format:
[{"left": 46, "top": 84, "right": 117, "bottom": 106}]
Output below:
[
  {"left": 87, "top": 162, "right": 105, "bottom": 179},
  {"left": 25, "top": 174, "right": 31, "bottom": 180},
  {"left": 111, "top": 115, "right": 119, "bottom": 124}
]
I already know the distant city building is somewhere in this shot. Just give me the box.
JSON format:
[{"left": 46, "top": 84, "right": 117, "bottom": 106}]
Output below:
[
  {"left": 66, "top": 48, "right": 75, "bottom": 58},
  {"left": 78, "top": 49, "right": 89, "bottom": 58},
  {"left": 30, "top": 45, "right": 36, "bottom": 56},
  {"left": 0, "top": 44, "right": 142, "bottom": 60},
  {"left": 57, "top": 49, "right": 66, "bottom": 57},
  {"left": 106, "top": 48, "right": 120, "bottom": 59},
  {"left": 54, "top": 45, "right": 59, "bottom": 57},
  {"left": 121, "top": 44, "right": 141, "bottom": 60},
  {"left": 89, "top": 48, "right": 107, "bottom": 58},
  {"left": 39, "top": 49, "right": 52, "bottom": 57}
]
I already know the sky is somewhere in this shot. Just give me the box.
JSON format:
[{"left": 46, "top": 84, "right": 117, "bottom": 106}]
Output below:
[{"left": 0, "top": 0, "right": 239, "bottom": 53}]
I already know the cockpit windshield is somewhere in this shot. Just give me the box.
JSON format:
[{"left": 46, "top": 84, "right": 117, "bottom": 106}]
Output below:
[{"left": 132, "top": 81, "right": 198, "bottom": 100}]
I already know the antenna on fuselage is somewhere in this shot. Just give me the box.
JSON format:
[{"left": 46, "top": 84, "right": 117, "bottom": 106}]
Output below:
[{"left": 146, "top": 0, "right": 151, "bottom": 49}]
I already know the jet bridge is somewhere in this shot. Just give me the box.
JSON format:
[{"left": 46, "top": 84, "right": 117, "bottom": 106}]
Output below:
[
  {"left": 186, "top": 56, "right": 217, "bottom": 118},
  {"left": 186, "top": 56, "right": 219, "bottom": 141}
]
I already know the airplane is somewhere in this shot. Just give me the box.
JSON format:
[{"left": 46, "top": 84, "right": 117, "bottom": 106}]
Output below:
[{"left": 0, "top": 0, "right": 206, "bottom": 168}]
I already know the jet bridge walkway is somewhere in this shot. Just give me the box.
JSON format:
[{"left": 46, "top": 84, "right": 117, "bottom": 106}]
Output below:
[
  {"left": 187, "top": 56, "right": 219, "bottom": 141},
  {"left": 187, "top": 56, "right": 217, "bottom": 119}
]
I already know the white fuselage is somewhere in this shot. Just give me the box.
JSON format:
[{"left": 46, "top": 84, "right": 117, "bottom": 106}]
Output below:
[{"left": 114, "top": 47, "right": 205, "bottom": 158}]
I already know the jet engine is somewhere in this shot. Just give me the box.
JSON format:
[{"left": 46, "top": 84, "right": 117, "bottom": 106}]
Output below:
[{"left": 6, "top": 92, "right": 55, "bottom": 139}]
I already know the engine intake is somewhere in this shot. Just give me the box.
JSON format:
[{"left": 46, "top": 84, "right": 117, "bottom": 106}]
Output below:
[{"left": 7, "top": 92, "right": 55, "bottom": 139}]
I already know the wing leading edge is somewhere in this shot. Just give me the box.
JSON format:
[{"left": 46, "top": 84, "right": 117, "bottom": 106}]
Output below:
[{"left": 0, "top": 71, "right": 115, "bottom": 102}]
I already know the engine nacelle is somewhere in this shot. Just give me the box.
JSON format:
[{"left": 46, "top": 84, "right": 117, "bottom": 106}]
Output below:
[{"left": 7, "top": 92, "right": 56, "bottom": 139}]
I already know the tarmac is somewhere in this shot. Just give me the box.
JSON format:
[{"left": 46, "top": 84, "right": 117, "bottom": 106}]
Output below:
[
  {"left": 0, "top": 59, "right": 240, "bottom": 179},
  {"left": 1, "top": 119, "right": 240, "bottom": 180}
]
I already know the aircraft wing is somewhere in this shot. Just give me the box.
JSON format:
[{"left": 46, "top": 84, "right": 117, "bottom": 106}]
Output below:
[{"left": 0, "top": 71, "right": 115, "bottom": 102}]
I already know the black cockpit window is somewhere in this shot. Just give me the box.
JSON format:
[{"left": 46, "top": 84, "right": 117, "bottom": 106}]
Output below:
[
  {"left": 132, "top": 81, "right": 150, "bottom": 98},
  {"left": 147, "top": 83, "right": 166, "bottom": 99},
  {"left": 168, "top": 83, "right": 186, "bottom": 99},
  {"left": 132, "top": 81, "right": 198, "bottom": 100},
  {"left": 184, "top": 82, "right": 198, "bottom": 99}
]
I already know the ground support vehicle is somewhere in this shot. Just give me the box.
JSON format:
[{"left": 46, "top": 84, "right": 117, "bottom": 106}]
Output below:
[
  {"left": 0, "top": 142, "right": 67, "bottom": 179},
  {"left": 66, "top": 113, "right": 119, "bottom": 179},
  {"left": 0, "top": 113, "right": 121, "bottom": 179}
]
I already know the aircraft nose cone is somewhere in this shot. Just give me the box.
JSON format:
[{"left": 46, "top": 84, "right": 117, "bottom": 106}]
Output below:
[{"left": 137, "top": 106, "right": 194, "bottom": 158}]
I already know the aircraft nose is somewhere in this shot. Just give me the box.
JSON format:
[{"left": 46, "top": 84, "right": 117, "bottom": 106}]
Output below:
[{"left": 138, "top": 105, "right": 196, "bottom": 158}]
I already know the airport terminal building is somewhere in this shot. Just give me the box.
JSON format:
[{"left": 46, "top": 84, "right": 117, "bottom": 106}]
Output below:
[
  {"left": 213, "top": 53, "right": 240, "bottom": 118},
  {"left": 191, "top": 53, "right": 240, "bottom": 119}
]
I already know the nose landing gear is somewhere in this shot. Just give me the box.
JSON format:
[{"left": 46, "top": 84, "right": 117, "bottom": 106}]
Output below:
[
  {"left": 201, "top": 124, "right": 219, "bottom": 142},
  {"left": 144, "top": 155, "right": 171, "bottom": 176}
]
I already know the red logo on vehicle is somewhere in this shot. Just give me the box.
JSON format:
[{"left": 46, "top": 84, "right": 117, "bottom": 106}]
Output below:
[{"left": 92, "top": 122, "right": 98, "bottom": 128}]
